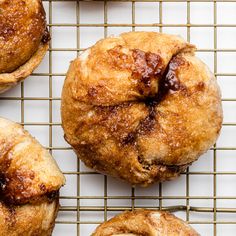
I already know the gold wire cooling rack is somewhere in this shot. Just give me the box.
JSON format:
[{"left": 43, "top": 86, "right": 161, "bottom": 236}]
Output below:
[{"left": 1, "top": 0, "right": 236, "bottom": 235}]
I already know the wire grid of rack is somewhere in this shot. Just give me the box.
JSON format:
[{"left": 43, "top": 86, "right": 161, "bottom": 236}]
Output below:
[{"left": 1, "top": 0, "right": 236, "bottom": 235}]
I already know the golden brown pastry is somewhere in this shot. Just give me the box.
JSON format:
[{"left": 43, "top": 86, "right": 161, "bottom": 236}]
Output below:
[
  {"left": 61, "top": 31, "right": 223, "bottom": 186},
  {"left": 0, "top": 117, "right": 65, "bottom": 236},
  {"left": 92, "top": 209, "right": 199, "bottom": 236},
  {"left": 0, "top": 0, "right": 50, "bottom": 93}
]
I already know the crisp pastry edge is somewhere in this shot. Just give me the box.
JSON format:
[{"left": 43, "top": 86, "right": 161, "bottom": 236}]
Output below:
[{"left": 0, "top": 41, "right": 49, "bottom": 94}]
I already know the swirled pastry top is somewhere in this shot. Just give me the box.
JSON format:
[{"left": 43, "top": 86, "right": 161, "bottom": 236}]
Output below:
[
  {"left": 61, "top": 31, "right": 223, "bottom": 186},
  {"left": 92, "top": 210, "right": 199, "bottom": 236},
  {"left": 0, "top": 0, "right": 48, "bottom": 74}
]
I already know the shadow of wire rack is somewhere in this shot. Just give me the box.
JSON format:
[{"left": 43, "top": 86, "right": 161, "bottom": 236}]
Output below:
[{"left": 0, "top": 0, "right": 236, "bottom": 235}]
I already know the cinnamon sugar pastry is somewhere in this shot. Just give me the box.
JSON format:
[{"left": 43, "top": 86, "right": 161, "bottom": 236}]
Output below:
[
  {"left": 0, "top": 0, "right": 50, "bottom": 93},
  {"left": 92, "top": 209, "right": 199, "bottom": 236},
  {"left": 61, "top": 31, "right": 223, "bottom": 186},
  {"left": 0, "top": 117, "right": 65, "bottom": 236}
]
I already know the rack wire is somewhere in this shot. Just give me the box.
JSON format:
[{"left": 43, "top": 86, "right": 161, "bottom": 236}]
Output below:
[{"left": 1, "top": 0, "right": 236, "bottom": 235}]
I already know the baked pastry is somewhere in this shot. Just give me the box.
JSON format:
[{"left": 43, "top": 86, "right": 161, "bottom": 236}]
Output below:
[
  {"left": 0, "top": 0, "right": 50, "bottom": 94},
  {"left": 92, "top": 209, "right": 199, "bottom": 235},
  {"left": 0, "top": 117, "right": 65, "bottom": 236},
  {"left": 61, "top": 31, "right": 223, "bottom": 186}
]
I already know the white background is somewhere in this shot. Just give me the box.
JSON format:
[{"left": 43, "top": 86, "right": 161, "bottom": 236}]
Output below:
[{"left": 0, "top": 1, "right": 236, "bottom": 235}]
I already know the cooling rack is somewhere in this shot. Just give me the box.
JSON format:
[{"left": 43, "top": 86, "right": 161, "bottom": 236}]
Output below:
[{"left": 0, "top": 0, "right": 236, "bottom": 235}]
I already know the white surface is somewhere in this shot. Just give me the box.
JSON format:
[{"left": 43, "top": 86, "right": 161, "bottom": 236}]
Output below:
[{"left": 0, "top": 1, "right": 236, "bottom": 236}]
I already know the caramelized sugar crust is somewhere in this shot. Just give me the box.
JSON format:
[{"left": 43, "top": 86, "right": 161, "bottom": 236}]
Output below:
[
  {"left": 62, "top": 32, "right": 223, "bottom": 186},
  {"left": 0, "top": 117, "right": 65, "bottom": 236}
]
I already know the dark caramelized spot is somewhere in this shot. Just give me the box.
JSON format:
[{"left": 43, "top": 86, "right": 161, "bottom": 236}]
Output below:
[
  {"left": 107, "top": 46, "right": 164, "bottom": 97},
  {"left": 1, "top": 170, "right": 36, "bottom": 204},
  {"left": 122, "top": 132, "right": 136, "bottom": 145},
  {"left": 163, "top": 55, "right": 185, "bottom": 92},
  {"left": 132, "top": 49, "right": 164, "bottom": 97},
  {"left": 132, "top": 49, "right": 163, "bottom": 80},
  {"left": 165, "top": 71, "right": 181, "bottom": 91},
  {"left": 196, "top": 81, "right": 205, "bottom": 91},
  {"left": 46, "top": 190, "right": 59, "bottom": 202},
  {"left": 138, "top": 155, "right": 151, "bottom": 170},
  {"left": 0, "top": 147, "right": 13, "bottom": 198},
  {"left": 39, "top": 183, "right": 46, "bottom": 192},
  {"left": 0, "top": 24, "right": 15, "bottom": 40},
  {"left": 107, "top": 46, "right": 164, "bottom": 81},
  {"left": 138, "top": 101, "right": 157, "bottom": 135},
  {"left": 155, "top": 55, "right": 186, "bottom": 103},
  {"left": 137, "top": 155, "right": 189, "bottom": 173},
  {"left": 167, "top": 165, "right": 182, "bottom": 172},
  {"left": 0, "top": 173, "right": 7, "bottom": 192},
  {"left": 95, "top": 102, "right": 132, "bottom": 118},
  {"left": 122, "top": 101, "right": 157, "bottom": 146},
  {"left": 0, "top": 169, "right": 60, "bottom": 205},
  {"left": 41, "top": 28, "right": 51, "bottom": 44},
  {"left": 88, "top": 87, "right": 98, "bottom": 98}
]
